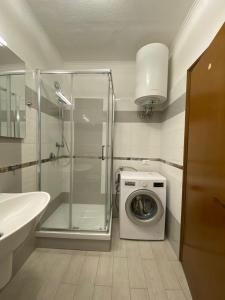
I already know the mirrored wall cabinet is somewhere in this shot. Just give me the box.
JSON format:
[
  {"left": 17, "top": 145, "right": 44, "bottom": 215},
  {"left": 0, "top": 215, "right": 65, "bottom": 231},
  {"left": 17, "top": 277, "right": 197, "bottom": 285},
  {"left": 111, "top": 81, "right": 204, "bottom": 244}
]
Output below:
[{"left": 0, "top": 44, "right": 26, "bottom": 138}]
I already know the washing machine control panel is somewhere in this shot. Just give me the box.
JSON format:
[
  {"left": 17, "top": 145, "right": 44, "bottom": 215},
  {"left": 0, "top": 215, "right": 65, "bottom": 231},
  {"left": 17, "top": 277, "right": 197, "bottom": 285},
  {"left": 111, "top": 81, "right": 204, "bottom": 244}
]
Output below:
[
  {"left": 124, "top": 180, "right": 165, "bottom": 188},
  {"left": 125, "top": 181, "right": 136, "bottom": 186},
  {"left": 153, "top": 182, "right": 164, "bottom": 187}
]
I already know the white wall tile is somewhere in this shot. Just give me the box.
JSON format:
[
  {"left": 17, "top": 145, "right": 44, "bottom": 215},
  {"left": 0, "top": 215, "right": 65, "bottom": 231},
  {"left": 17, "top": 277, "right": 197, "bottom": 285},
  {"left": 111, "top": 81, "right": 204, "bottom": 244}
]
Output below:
[
  {"left": 159, "top": 162, "right": 183, "bottom": 223},
  {"left": 160, "top": 112, "right": 185, "bottom": 165},
  {"left": 22, "top": 165, "right": 37, "bottom": 192},
  {"left": 114, "top": 123, "right": 161, "bottom": 158}
]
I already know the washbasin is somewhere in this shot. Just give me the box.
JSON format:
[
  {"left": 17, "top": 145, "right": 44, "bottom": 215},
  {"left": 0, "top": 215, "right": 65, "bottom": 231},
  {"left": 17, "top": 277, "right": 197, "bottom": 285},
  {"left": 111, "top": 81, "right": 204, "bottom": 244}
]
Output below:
[{"left": 0, "top": 192, "right": 50, "bottom": 289}]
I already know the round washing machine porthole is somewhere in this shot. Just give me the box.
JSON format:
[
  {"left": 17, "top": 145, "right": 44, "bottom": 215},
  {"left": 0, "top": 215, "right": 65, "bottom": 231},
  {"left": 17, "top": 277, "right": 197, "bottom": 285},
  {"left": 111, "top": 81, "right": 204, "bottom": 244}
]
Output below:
[{"left": 125, "top": 189, "right": 164, "bottom": 226}]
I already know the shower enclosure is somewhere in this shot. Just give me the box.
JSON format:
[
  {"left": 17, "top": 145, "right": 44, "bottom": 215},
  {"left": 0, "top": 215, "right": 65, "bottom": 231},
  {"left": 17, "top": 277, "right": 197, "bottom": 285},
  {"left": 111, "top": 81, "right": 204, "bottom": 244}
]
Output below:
[{"left": 36, "top": 70, "right": 114, "bottom": 249}]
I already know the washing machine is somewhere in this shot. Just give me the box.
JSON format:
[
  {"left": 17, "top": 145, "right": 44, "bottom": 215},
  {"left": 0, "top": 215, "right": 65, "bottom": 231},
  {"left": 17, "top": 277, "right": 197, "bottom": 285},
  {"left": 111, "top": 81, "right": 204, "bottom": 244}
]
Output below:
[{"left": 119, "top": 171, "right": 166, "bottom": 240}]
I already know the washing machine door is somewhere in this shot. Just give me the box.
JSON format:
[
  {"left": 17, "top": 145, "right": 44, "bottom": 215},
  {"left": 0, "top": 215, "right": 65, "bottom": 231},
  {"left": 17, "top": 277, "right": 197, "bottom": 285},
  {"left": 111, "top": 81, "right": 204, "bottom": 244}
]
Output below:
[{"left": 125, "top": 189, "right": 164, "bottom": 225}]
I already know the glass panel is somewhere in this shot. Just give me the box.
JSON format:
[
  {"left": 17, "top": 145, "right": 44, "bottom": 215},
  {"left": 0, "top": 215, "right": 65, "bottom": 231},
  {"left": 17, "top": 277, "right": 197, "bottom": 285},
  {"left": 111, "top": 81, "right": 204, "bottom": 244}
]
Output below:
[
  {"left": 38, "top": 71, "right": 113, "bottom": 233},
  {"left": 71, "top": 74, "right": 109, "bottom": 231},
  {"left": 105, "top": 78, "right": 113, "bottom": 228},
  {"left": 39, "top": 73, "right": 72, "bottom": 230}
]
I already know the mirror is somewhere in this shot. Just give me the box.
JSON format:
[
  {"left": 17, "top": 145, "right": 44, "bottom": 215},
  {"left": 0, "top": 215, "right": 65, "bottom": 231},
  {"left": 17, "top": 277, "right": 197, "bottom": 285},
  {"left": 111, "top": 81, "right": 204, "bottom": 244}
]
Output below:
[{"left": 0, "top": 45, "right": 26, "bottom": 138}]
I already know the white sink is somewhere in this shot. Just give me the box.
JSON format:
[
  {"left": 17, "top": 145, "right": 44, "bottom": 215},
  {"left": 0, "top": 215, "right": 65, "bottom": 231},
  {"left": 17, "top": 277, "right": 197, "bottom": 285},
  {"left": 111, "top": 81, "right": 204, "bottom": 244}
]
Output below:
[{"left": 0, "top": 192, "right": 50, "bottom": 289}]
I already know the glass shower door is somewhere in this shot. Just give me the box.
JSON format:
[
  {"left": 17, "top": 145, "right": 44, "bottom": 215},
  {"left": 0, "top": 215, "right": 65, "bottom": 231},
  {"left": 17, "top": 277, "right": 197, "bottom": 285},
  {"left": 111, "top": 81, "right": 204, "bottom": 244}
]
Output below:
[
  {"left": 39, "top": 73, "right": 72, "bottom": 231},
  {"left": 71, "top": 74, "right": 110, "bottom": 231}
]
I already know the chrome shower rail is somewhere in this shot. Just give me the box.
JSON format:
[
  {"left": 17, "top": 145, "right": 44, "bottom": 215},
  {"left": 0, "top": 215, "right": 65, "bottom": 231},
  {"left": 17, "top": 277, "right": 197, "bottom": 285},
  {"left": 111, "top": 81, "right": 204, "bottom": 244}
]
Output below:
[
  {"left": 40, "top": 69, "right": 111, "bottom": 74},
  {"left": 40, "top": 69, "right": 115, "bottom": 96},
  {"left": 0, "top": 70, "right": 26, "bottom": 75}
]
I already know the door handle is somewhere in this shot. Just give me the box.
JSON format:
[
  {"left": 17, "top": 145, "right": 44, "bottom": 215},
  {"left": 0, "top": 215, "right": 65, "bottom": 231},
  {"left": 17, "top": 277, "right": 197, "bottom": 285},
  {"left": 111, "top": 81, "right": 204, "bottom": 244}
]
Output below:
[
  {"left": 213, "top": 197, "right": 225, "bottom": 209},
  {"left": 101, "top": 145, "right": 105, "bottom": 160}
]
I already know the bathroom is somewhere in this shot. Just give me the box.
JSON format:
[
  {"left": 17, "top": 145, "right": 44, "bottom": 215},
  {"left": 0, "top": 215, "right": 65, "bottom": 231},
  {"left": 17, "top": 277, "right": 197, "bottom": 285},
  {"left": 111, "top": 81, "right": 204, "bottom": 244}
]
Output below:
[{"left": 0, "top": 0, "right": 225, "bottom": 299}]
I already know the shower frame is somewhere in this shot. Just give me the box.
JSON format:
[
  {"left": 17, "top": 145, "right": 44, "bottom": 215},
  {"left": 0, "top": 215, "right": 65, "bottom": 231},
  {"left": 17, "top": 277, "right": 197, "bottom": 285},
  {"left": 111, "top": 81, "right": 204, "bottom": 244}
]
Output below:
[{"left": 36, "top": 69, "right": 115, "bottom": 238}]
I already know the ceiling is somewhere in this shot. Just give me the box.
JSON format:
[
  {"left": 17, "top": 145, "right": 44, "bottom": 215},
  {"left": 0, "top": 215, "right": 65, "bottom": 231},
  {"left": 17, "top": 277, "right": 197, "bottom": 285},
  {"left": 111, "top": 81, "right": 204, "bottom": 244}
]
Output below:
[{"left": 26, "top": 0, "right": 195, "bottom": 61}]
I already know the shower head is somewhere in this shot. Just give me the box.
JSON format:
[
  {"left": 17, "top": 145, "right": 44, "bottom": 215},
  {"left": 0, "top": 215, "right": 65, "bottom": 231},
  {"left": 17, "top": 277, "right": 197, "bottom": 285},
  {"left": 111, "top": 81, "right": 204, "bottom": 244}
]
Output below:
[
  {"left": 54, "top": 81, "right": 72, "bottom": 105},
  {"left": 56, "top": 90, "right": 72, "bottom": 106}
]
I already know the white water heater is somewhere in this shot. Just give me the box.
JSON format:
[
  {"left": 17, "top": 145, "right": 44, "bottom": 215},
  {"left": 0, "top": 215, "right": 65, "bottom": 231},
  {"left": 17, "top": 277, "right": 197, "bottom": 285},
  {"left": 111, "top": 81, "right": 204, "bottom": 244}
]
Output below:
[{"left": 135, "top": 43, "right": 169, "bottom": 108}]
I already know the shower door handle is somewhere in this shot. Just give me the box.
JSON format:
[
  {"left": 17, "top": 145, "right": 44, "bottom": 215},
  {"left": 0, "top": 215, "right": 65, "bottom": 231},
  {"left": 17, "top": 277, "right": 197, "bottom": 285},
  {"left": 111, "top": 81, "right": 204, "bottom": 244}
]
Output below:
[{"left": 101, "top": 145, "right": 105, "bottom": 160}]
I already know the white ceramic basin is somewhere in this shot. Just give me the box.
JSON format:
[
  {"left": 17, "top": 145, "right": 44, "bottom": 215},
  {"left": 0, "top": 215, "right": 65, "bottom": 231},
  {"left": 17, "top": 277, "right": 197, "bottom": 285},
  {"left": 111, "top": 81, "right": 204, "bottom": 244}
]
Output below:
[{"left": 0, "top": 192, "right": 50, "bottom": 289}]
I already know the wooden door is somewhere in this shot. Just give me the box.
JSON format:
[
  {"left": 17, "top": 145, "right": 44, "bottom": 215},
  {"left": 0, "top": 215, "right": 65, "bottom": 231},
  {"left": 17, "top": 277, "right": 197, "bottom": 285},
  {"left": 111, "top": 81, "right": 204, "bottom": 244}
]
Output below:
[{"left": 181, "top": 24, "right": 225, "bottom": 300}]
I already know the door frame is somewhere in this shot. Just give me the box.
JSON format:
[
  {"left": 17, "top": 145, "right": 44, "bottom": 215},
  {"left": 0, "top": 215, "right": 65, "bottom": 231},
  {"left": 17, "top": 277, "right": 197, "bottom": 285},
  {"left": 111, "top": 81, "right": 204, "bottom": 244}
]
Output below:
[{"left": 179, "top": 53, "right": 204, "bottom": 261}]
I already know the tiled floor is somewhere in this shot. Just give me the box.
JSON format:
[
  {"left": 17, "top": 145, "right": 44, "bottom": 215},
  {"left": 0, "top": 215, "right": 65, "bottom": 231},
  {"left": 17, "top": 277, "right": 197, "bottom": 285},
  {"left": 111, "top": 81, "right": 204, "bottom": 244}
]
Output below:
[{"left": 0, "top": 219, "right": 192, "bottom": 300}]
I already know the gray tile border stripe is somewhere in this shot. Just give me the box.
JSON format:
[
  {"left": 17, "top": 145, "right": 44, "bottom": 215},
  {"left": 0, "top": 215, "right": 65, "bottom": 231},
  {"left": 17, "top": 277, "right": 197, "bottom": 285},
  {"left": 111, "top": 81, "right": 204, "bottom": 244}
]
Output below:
[
  {"left": 26, "top": 86, "right": 60, "bottom": 119},
  {"left": 160, "top": 93, "right": 186, "bottom": 122},
  {"left": 24, "top": 86, "right": 186, "bottom": 123},
  {"left": 114, "top": 111, "right": 162, "bottom": 123},
  {"left": 114, "top": 156, "right": 160, "bottom": 161},
  {"left": 0, "top": 155, "right": 68, "bottom": 174},
  {"left": 159, "top": 159, "right": 183, "bottom": 170},
  {"left": 113, "top": 94, "right": 186, "bottom": 123},
  {"left": 0, "top": 155, "right": 183, "bottom": 173},
  {"left": 114, "top": 157, "right": 183, "bottom": 169}
]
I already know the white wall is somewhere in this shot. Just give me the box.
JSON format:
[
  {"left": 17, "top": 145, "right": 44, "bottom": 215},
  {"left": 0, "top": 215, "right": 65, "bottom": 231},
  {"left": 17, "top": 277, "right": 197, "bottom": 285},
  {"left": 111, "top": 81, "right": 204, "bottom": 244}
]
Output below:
[
  {"left": 0, "top": 0, "right": 62, "bottom": 69},
  {"left": 170, "top": 0, "right": 225, "bottom": 103},
  {"left": 161, "top": 0, "right": 225, "bottom": 253},
  {"left": 0, "top": 0, "right": 63, "bottom": 194}
]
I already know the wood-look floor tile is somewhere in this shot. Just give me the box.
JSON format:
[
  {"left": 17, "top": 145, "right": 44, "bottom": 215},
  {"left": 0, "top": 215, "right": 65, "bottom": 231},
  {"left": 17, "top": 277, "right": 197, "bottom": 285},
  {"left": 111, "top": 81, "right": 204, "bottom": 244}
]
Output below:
[
  {"left": 48, "top": 253, "right": 71, "bottom": 282},
  {"left": 151, "top": 241, "right": 168, "bottom": 261},
  {"left": 125, "top": 240, "right": 141, "bottom": 258},
  {"left": 157, "top": 260, "right": 180, "bottom": 290},
  {"left": 112, "top": 257, "right": 129, "bottom": 287},
  {"left": 142, "top": 259, "right": 164, "bottom": 293},
  {"left": 128, "top": 257, "right": 146, "bottom": 288},
  {"left": 148, "top": 289, "right": 169, "bottom": 300},
  {"left": 164, "top": 241, "right": 178, "bottom": 261},
  {"left": 95, "top": 256, "right": 113, "bottom": 286},
  {"left": 18, "top": 279, "right": 43, "bottom": 300},
  {"left": 53, "top": 283, "right": 77, "bottom": 300},
  {"left": 74, "top": 283, "right": 94, "bottom": 300},
  {"left": 62, "top": 254, "right": 85, "bottom": 284},
  {"left": 78, "top": 256, "right": 99, "bottom": 285},
  {"left": 138, "top": 241, "right": 154, "bottom": 259},
  {"left": 0, "top": 277, "right": 42, "bottom": 300},
  {"left": 130, "top": 288, "right": 149, "bottom": 300},
  {"left": 36, "top": 281, "right": 59, "bottom": 300},
  {"left": 0, "top": 229, "right": 193, "bottom": 300},
  {"left": 112, "top": 286, "right": 130, "bottom": 300},
  {"left": 93, "top": 286, "right": 112, "bottom": 300},
  {"left": 19, "top": 251, "right": 54, "bottom": 281},
  {"left": 166, "top": 290, "right": 186, "bottom": 300},
  {"left": 112, "top": 238, "right": 126, "bottom": 257},
  {"left": 170, "top": 262, "right": 192, "bottom": 300}
]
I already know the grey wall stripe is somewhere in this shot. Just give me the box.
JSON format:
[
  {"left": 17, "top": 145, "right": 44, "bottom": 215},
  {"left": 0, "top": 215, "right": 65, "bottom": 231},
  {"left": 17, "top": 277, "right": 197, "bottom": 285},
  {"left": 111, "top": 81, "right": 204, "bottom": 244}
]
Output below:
[
  {"left": 114, "top": 156, "right": 160, "bottom": 161},
  {"left": 161, "top": 93, "right": 186, "bottom": 122},
  {"left": 0, "top": 156, "right": 67, "bottom": 174},
  {"left": 112, "top": 93, "right": 186, "bottom": 123},
  {"left": 26, "top": 85, "right": 186, "bottom": 123},
  {"left": 0, "top": 155, "right": 183, "bottom": 173},
  {"left": 114, "top": 157, "right": 183, "bottom": 170},
  {"left": 26, "top": 86, "right": 60, "bottom": 119},
  {"left": 114, "top": 111, "right": 161, "bottom": 123}
]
